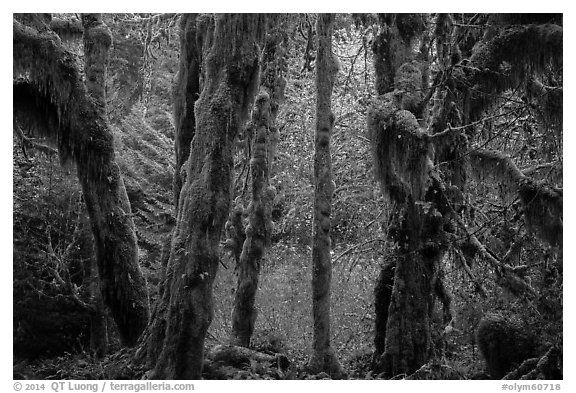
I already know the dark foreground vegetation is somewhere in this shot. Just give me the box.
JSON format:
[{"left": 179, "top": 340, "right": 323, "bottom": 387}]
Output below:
[{"left": 13, "top": 13, "right": 562, "bottom": 380}]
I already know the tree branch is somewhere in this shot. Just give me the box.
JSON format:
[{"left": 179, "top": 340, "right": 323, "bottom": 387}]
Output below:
[
  {"left": 49, "top": 16, "right": 83, "bottom": 40},
  {"left": 13, "top": 119, "right": 58, "bottom": 156},
  {"left": 469, "top": 149, "right": 562, "bottom": 247}
]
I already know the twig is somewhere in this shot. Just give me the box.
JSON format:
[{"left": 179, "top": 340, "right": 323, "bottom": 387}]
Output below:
[
  {"left": 521, "top": 162, "right": 559, "bottom": 176},
  {"left": 333, "top": 238, "right": 385, "bottom": 264},
  {"left": 14, "top": 120, "right": 58, "bottom": 156},
  {"left": 454, "top": 248, "right": 488, "bottom": 298}
]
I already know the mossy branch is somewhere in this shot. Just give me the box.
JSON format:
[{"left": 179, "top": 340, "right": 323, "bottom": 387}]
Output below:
[
  {"left": 452, "top": 208, "right": 538, "bottom": 298},
  {"left": 13, "top": 119, "right": 58, "bottom": 157},
  {"left": 49, "top": 16, "right": 83, "bottom": 40},
  {"left": 454, "top": 248, "right": 488, "bottom": 298},
  {"left": 14, "top": 15, "right": 150, "bottom": 346},
  {"left": 463, "top": 23, "right": 562, "bottom": 121},
  {"left": 469, "top": 149, "right": 562, "bottom": 247}
]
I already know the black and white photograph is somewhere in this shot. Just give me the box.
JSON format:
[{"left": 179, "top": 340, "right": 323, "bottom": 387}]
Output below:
[{"left": 12, "top": 9, "right": 565, "bottom": 386}]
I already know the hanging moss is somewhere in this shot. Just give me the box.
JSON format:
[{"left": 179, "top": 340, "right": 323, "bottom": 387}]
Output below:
[
  {"left": 394, "top": 61, "right": 424, "bottom": 116},
  {"left": 464, "top": 23, "right": 562, "bottom": 122},
  {"left": 49, "top": 16, "right": 83, "bottom": 41},
  {"left": 518, "top": 179, "right": 562, "bottom": 248},
  {"left": 527, "top": 78, "right": 563, "bottom": 136},
  {"left": 373, "top": 14, "right": 424, "bottom": 95},
  {"left": 368, "top": 100, "right": 434, "bottom": 204},
  {"left": 495, "top": 14, "right": 562, "bottom": 26},
  {"left": 434, "top": 14, "right": 454, "bottom": 69},
  {"left": 13, "top": 15, "right": 150, "bottom": 346},
  {"left": 469, "top": 149, "right": 562, "bottom": 247}
]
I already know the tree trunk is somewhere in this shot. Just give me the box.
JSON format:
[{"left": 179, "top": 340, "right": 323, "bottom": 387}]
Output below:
[
  {"left": 372, "top": 14, "right": 424, "bottom": 96},
  {"left": 173, "top": 13, "right": 202, "bottom": 207},
  {"left": 231, "top": 93, "right": 272, "bottom": 346},
  {"left": 307, "top": 13, "right": 344, "bottom": 378},
  {"left": 134, "top": 15, "right": 215, "bottom": 369},
  {"left": 229, "top": 21, "right": 287, "bottom": 346},
  {"left": 369, "top": 15, "right": 448, "bottom": 375},
  {"left": 89, "top": 255, "right": 108, "bottom": 358},
  {"left": 261, "top": 18, "right": 288, "bottom": 174},
  {"left": 369, "top": 107, "right": 449, "bottom": 376},
  {"left": 13, "top": 14, "right": 150, "bottom": 347},
  {"left": 369, "top": 14, "right": 436, "bottom": 376},
  {"left": 139, "top": 14, "right": 264, "bottom": 380},
  {"left": 380, "top": 202, "right": 445, "bottom": 376},
  {"left": 373, "top": 261, "right": 395, "bottom": 369}
]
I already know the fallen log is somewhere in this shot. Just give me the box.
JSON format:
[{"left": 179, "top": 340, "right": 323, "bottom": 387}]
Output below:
[{"left": 206, "top": 344, "right": 290, "bottom": 371}]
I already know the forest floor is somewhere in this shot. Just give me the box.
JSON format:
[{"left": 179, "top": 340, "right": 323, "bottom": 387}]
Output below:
[{"left": 15, "top": 241, "right": 486, "bottom": 380}]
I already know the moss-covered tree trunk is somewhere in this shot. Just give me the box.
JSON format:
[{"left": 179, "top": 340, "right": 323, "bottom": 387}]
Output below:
[
  {"left": 379, "top": 199, "right": 446, "bottom": 376},
  {"left": 261, "top": 17, "right": 288, "bottom": 174},
  {"left": 373, "top": 261, "right": 395, "bottom": 366},
  {"left": 133, "top": 15, "right": 206, "bottom": 369},
  {"left": 369, "top": 106, "right": 450, "bottom": 376},
  {"left": 230, "top": 93, "right": 272, "bottom": 346},
  {"left": 307, "top": 13, "right": 344, "bottom": 378},
  {"left": 369, "top": 13, "right": 449, "bottom": 377},
  {"left": 173, "top": 13, "right": 203, "bottom": 207},
  {"left": 88, "top": 255, "right": 108, "bottom": 358},
  {"left": 370, "top": 15, "right": 429, "bottom": 370},
  {"left": 133, "top": 15, "right": 215, "bottom": 370},
  {"left": 139, "top": 14, "right": 264, "bottom": 379},
  {"left": 229, "top": 18, "right": 287, "bottom": 347},
  {"left": 80, "top": 14, "right": 150, "bottom": 346},
  {"left": 13, "top": 14, "right": 150, "bottom": 347}
]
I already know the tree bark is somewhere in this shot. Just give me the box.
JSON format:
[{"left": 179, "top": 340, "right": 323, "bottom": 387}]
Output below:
[
  {"left": 370, "top": 15, "right": 426, "bottom": 376},
  {"left": 369, "top": 13, "right": 562, "bottom": 377},
  {"left": 135, "top": 15, "right": 209, "bottom": 367},
  {"left": 229, "top": 20, "right": 287, "bottom": 346},
  {"left": 173, "top": 13, "right": 202, "bottom": 207},
  {"left": 369, "top": 15, "right": 451, "bottom": 375},
  {"left": 369, "top": 102, "right": 451, "bottom": 376},
  {"left": 89, "top": 255, "right": 108, "bottom": 358},
  {"left": 13, "top": 14, "right": 150, "bottom": 347},
  {"left": 307, "top": 13, "right": 344, "bottom": 378},
  {"left": 231, "top": 93, "right": 272, "bottom": 347},
  {"left": 380, "top": 202, "right": 444, "bottom": 377},
  {"left": 372, "top": 14, "right": 425, "bottom": 96},
  {"left": 139, "top": 14, "right": 264, "bottom": 379},
  {"left": 373, "top": 261, "right": 395, "bottom": 369},
  {"left": 261, "top": 18, "right": 288, "bottom": 174}
]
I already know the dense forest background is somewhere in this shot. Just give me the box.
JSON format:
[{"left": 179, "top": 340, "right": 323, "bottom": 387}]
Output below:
[{"left": 13, "top": 13, "right": 562, "bottom": 380}]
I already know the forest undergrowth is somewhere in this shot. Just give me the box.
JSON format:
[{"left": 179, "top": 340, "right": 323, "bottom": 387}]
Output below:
[{"left": 13, "top": 13, "right": 562, "bottom": 381}]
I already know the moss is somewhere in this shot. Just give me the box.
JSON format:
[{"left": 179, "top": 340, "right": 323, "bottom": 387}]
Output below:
[
  {"left": 469, "top": 149, "right": 562, "bottom": 247},
  {"left": 173, "top": 14, "right": 205, "bottom": 206},
  {"left": 369, "top": 97, "right": 433, "bottom": 203},
  {"left": 476, "top": 313, "right": 537, "bottom": 379},
  {"left": 145, "top": 14, "right": 265, "bottom": 379},
  {"left": 231, "top": 91, "right": 272, "bottom": 346},
  {"left": 518, "top": 179, "right": 562, "bottom": 247},
  {"left": 14, "top": 15, "right": 150, "bottom": 346},
  {"left": 464, "top": 23, "right": 562, "bottom": 122},
  {"left": 495, "top": 14, "right": 562, "bottom": 26},
  {"left": 373, "top": 14, "right": 423, "bottom": 95},
  {"left": 373, "top": 261, "right": 395, "bottom": 369}
]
